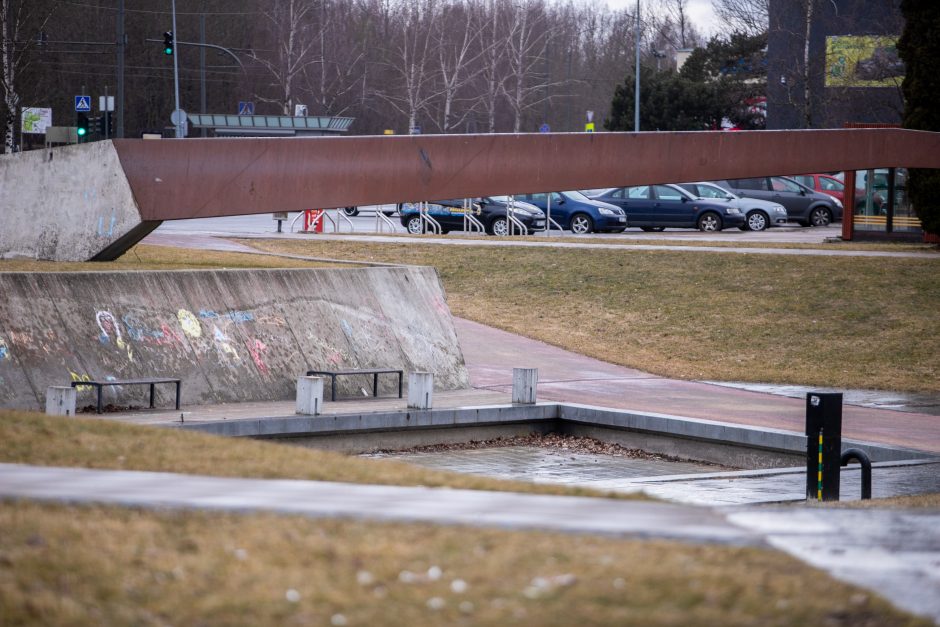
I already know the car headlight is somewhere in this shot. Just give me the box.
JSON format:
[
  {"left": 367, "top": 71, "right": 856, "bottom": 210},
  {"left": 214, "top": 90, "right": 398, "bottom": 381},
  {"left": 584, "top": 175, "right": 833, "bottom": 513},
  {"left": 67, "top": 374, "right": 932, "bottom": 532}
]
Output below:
[
  {"left": 511, "top": 207, "right": 534, "bottom": 216},
  {"left": 598, "top": 207, "right": 618, "bottom": 216},
  {"left": 773, "top": 205, "right": 787, "bottom": 213},
  {"left": 832, "top": 197, "right": 843, "bottom": 209},
  {"left": 724, "top": 207, "right": 741, "bottom": 215}
]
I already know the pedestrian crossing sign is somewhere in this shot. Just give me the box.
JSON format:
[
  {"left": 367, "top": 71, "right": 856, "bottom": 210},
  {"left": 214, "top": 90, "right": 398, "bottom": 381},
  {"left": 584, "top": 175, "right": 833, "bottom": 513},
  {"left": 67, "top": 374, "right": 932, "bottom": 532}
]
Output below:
[{"left": 74, "top": 96, "right": 91, "bottom": 112}]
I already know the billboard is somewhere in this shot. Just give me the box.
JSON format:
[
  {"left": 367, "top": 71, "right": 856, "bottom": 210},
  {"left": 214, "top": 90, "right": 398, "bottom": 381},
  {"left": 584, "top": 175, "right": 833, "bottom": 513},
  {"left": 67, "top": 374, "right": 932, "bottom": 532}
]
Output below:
[
  {"left": 826, "top": 36, "right": 904, "bottom": 88},
  {"left": 20, "top": 107, "right": 53, "bottom": 134}
]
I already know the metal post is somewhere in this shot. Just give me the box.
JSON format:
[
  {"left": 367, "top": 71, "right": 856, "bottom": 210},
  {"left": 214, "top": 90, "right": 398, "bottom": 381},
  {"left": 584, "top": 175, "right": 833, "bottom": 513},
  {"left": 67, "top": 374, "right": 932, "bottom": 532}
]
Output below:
[
  {"left": 199, "top": 10, "right": 207, "bottom": 137},
  {"left": 546, "top": 193, "right": 551, "bottom": 237},
  {"left": 116, "top": 0, "right": 125, "bottom": 138},
  {"left": 634, "top": 0, "right": 641, "bottom": 133},
  {"left": 171, "top": 0, "right": 182, "bottom": 138},
  {"left": 805, "top": 392, "right": 843, "bottom": 501},
  {"left": 840, "top": 448, "right": 872, "bottom": 500}
]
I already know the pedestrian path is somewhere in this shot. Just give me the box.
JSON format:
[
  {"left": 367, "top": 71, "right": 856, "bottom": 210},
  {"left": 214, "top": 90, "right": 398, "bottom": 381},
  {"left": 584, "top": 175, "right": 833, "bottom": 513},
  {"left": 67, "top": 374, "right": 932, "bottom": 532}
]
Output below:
[{"left": 0, "top": 463, "right": 756, "bottom": 545}]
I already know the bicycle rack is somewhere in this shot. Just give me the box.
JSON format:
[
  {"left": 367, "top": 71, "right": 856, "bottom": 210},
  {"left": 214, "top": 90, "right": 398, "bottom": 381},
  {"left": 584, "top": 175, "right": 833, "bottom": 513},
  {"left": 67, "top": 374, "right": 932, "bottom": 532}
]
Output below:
[
  {"left": 334, "top": 208, "right": 356, "bottom": 232},
  {"left": 840, "top": 448, "right": 872, "bottom": 500},
  {"left": 546, "top": 217, "right": 565, "bottom": 233},
  {"left": 505, "top": 195, "right": 528, "bottom": 236},
  {"left": 309, "top": 210, "right": 336, "bottom": 233},
  {"left": 374, "top": 208, "right": 397, "bottom": 233},
  {"left": 289, "top": 212, "right": 304, "bottom": 233},
  {"left": 418, "top": 201, "right": 442, "bottom": 235},
  {"left": 462, "top": 199, "right": 485, "bottom": 234}
]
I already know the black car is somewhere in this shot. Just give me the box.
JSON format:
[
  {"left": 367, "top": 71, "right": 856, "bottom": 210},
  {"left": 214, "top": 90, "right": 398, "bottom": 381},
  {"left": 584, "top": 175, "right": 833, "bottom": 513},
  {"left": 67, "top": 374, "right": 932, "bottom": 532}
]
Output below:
[
  {"left": 399, "top": 197, "right": 545, "bottom": 235},
  {"left": 590, "top": 184, "right": 746, "bottom": 231},
  {"left": 713, "top": 176, "right": 843, "bottom": 227}
]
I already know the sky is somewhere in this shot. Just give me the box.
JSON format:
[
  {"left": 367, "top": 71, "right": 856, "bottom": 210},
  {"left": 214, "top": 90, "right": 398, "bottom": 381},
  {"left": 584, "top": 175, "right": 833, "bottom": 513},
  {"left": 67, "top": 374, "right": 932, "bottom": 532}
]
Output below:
[{"left": 603, "top": 0, "right": 721, "bottom": 38}]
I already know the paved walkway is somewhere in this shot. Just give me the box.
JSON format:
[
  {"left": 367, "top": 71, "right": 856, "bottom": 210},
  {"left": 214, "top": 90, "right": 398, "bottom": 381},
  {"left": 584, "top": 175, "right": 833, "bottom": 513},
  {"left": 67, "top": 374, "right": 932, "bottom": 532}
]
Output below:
[
  {"left": 455, "top": 318, "right": 940, "bottom": 454},
  {"left": 0, "top": 463, "right": 755, "bottom": 545}
]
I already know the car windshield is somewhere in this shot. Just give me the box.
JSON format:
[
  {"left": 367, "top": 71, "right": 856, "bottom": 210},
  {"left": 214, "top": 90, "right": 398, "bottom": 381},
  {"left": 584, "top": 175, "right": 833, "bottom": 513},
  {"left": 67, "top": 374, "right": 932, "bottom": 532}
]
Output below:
[
  {"left": 694, "top": 184, "right": 737, "bottom": 200},
  {"left": 562, "top": 190, "right": 593, "bottom": 202}
]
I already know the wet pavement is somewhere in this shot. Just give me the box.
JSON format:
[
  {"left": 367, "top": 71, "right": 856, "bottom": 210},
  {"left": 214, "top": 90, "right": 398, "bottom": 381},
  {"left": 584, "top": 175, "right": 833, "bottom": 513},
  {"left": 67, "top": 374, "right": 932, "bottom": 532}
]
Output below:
[
  {"left": 726, "top": 507, "right": 940, "bottom": 623},
  {"left": 455, "top": 318, "right": 940, "bottom": 454}
]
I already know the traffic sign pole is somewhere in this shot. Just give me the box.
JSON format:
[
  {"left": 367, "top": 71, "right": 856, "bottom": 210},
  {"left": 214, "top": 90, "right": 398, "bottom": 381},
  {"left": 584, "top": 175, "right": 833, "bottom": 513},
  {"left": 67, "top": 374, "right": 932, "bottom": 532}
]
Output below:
[{"left": 171, "top": 0, "right": 183, "bottom": 137}]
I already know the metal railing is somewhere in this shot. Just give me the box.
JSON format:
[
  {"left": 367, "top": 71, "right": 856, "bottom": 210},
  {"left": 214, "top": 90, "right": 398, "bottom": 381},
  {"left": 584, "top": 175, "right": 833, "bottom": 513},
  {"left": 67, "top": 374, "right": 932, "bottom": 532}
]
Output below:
[{"left": 374, "top": 208, "right": 397, "bottom": 233}]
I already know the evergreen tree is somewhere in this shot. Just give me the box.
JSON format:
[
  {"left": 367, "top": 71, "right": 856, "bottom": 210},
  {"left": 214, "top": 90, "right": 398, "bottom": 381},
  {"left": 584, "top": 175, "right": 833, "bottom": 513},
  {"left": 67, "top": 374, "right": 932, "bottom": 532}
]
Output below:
[
  {"left": 605, "top": 69, "right": 723, "bottom": 132},
  {"left": 898, "top": 0, "right": 940, "bottom": 236}
]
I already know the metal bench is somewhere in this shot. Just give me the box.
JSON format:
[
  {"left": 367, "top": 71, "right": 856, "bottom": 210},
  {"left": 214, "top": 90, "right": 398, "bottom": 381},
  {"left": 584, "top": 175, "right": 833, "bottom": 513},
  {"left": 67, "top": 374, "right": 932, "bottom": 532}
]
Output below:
[
  {"left": 305, "top": 368, "right": 403, "bottom": 402},
  {"left": 71, "top": 378, "right": 181, "bottom": 414}
]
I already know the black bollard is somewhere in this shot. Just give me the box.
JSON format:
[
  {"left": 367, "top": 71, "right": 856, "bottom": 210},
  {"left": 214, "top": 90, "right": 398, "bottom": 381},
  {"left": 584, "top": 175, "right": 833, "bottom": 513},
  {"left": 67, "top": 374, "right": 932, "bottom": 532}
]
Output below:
[{"left": 805, "top": 392, "right": 843, "bottom": 501}]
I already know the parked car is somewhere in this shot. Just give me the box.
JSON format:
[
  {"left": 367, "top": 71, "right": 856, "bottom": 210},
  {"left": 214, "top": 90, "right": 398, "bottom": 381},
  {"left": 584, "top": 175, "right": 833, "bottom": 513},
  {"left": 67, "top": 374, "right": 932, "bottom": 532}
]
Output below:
[
  {"left": 516, "top": 191, "right": 626, "bottom": 234},
  {"left": 713, "top": 176, "right": 843, "bottom": 227},
  {"left": 341, "top": 205, "right": 397, "bottom": 217},
  {"left": 678, "top": 181, "right": 788, "bottom": 231},
  {"left": 398, "top": 197, "right": 545, "bottom": 235},
  {"left": 792, "top": 174, "right": 846, "bottom": 204},
  {"left": 589, "top": 184, "right": 746, "bottom": 231}
]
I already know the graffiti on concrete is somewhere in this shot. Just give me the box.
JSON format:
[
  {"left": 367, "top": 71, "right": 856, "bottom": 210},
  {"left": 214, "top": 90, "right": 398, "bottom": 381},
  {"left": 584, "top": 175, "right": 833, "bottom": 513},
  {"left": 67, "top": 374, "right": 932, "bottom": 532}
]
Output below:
[
  {"left": 0, "top": 337, "right": 9, "bottom": 361},
  {"left": 199, "top": 309, "right": 254, "bottom": 324},
  {"left": 177, "top": 309, "right": 202, "bottom": 338},
  {"left": 245, "top": 338, "right": 269, "bottom": 375},
  {"left": 211, "top": 325, "right": 241, "bottom": 365},
  {"left": 69, "top": 370, "right": 92, "bottom": 392},
  {"left": 96, "top": 310, "right": 134, "bottom": 362}
]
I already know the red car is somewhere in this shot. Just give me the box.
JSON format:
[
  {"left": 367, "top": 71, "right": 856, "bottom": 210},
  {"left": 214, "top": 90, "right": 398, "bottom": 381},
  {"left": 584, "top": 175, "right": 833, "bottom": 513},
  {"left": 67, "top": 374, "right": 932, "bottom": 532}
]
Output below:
[{"left": 794, "top": 173, "right": 885, "bottom": 211}]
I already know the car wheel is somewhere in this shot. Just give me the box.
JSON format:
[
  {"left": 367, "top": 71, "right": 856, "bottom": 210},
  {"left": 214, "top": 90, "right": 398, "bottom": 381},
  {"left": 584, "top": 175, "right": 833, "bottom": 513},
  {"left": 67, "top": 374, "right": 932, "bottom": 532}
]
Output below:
[
  {"left": 640, "top": 226, "right": 665, "bottom": 232},
  {"left": 405, "top": 216, "right": 424, "bottom": 234},
  {"left": 697, "top": 212, "right": 722, "bottom": 232},
  {"left": 489, "top": 217, "right": 509, "bottom": 236},
  {"left": 570, "top": 213, "right": 594, "bottom": 234},
  {"left": 342, "top": 206, "right": 359, "bottom": 217},
  {"left": 745, "top": 211, "right": 769, "bottom": 231},
  {"left": 809, "top": 206, "right": 832, "bottom": 227}
]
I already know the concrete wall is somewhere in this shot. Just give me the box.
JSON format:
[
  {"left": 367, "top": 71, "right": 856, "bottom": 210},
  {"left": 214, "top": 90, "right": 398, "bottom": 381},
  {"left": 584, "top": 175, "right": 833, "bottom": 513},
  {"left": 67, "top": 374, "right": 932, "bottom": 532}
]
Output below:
[
  {"left": 0, "top": 267, "right": 470, "bottom": 410},
  {"left": 0, "top": 141, "right": 148, "bottom": 261}
]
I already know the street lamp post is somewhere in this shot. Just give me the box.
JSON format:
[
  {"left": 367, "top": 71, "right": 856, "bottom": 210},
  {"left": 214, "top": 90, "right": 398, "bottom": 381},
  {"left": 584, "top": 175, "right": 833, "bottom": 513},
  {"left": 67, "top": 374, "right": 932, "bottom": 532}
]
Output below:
[
  {"left": 634, "top": 0, "right": 640, "bottom": 132},
  {"left": 171, "top": 0, "right": 183, "bottom": 138}
]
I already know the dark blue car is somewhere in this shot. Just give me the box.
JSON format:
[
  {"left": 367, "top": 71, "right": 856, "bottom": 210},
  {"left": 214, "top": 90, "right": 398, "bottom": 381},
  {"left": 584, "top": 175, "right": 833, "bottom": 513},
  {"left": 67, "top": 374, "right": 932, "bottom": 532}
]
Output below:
[
  {"left": 517, "top": 191, "right": 626, "bottom": 234},
  {"left": 589, "top": 184, "right": 746, "bottom": 232}
]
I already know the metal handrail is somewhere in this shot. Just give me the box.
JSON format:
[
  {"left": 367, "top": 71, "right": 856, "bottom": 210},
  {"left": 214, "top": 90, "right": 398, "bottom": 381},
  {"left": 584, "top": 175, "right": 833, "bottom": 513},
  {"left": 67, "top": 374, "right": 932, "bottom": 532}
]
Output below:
[
  {"left": 463, "top": 199, "right": 485, "bottom": 234},
  {"left": 418, "top": 201, "right": 442, "bottom": 235},
  {"left": 840, "top": 448, "right": 872, "bottom": 500}
]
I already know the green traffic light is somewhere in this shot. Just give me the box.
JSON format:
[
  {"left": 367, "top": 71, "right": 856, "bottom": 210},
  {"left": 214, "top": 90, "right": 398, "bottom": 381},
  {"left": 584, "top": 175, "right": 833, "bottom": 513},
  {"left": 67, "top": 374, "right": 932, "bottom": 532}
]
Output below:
[
  {"left": 164, "top": 46, "right": 173, "bottom": 55},
  {"left": 77, "top": 127, "right": 87, "bottom": 136}
]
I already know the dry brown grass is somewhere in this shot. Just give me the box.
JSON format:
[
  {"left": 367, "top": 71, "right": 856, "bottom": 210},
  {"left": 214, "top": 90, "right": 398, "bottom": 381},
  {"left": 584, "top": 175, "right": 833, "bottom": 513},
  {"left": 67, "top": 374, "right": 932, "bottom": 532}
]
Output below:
[
  {"left": 0, "top": 243, "right": 342, "bottom": 272},
  {"left": 0, "top": 410, "right": 634, "bottom": 499},
  {"left": 0, "top": 501, "right": 928, "bottom": 626},
  {"left": 241, "top": 239, "right": 940, "bottom": 393}
]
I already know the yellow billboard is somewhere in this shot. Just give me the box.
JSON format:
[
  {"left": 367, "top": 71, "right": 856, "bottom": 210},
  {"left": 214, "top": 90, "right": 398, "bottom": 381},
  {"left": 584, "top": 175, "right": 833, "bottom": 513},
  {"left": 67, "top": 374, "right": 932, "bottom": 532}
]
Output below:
[{"left": 825, "top": 35, "right": 904, "bottom": 88}]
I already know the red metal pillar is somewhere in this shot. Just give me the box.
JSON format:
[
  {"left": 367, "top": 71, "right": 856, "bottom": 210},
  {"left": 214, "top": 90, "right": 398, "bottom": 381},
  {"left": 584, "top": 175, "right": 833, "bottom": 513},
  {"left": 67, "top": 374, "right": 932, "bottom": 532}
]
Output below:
[{"left": 842, "top": 169, "right": 856, "bottom": 241}]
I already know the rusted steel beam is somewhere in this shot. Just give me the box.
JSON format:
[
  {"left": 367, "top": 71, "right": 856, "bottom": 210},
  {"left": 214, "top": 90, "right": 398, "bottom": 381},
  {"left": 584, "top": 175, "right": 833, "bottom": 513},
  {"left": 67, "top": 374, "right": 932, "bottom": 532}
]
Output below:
[{"left": 113, "top": 129, "right": 940, "bottom": 221}]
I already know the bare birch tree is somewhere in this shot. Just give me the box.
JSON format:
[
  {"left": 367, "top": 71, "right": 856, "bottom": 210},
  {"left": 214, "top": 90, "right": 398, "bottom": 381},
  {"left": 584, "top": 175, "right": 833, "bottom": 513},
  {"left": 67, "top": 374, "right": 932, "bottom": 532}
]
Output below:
[
  {"left": 713, "top": 0, "right": 769, "bottom": 37},
  {"left": 249, "top": 0, "right": 319, "bottom": 115},
  {"left": 432, "top": 0, "right": 486, "bottom": 133},
  {"left": 1, "top": 0, "right": 53, "bottom": 153}
]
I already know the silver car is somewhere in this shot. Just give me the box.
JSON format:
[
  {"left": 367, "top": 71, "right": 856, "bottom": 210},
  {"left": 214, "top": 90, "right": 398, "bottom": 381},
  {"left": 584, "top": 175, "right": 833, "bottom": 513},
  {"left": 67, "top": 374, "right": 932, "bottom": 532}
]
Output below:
[{"left": 678, "top": 181, "right": 789, "bottom": 231}]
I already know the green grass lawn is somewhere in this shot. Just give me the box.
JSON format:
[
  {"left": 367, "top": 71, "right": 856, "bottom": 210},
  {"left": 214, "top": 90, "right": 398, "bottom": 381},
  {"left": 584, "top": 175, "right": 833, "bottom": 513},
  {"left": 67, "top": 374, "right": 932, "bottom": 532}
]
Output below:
[{"left": 240, "top": 239, "right": 940, "bottom": 393}]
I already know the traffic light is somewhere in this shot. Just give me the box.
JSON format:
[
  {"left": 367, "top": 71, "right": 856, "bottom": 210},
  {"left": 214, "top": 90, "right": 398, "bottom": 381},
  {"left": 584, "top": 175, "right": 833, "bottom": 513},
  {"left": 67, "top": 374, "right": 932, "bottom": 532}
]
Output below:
[
  {"left": 163, "top": 31, "right": 174, "bottom": 56},
  {"left": 76, "top": 112, "right": 90, "bottom": 140}
]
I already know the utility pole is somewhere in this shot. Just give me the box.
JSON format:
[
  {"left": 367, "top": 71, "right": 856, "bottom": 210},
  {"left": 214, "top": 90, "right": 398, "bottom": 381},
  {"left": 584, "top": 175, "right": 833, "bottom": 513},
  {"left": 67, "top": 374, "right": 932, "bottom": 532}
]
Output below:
[{"left": 116, "top": 0, "right": 125, "bottom": 137}]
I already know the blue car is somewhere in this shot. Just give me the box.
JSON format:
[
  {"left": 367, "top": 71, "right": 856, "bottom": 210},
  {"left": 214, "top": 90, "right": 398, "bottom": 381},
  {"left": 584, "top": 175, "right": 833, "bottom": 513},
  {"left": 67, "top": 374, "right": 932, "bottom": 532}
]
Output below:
[
  {"left": 589, "top": 184, "right": 745, "bottom": 232},
  {"left": 516, "top": 191, "right": 626, "bottom": 234}
]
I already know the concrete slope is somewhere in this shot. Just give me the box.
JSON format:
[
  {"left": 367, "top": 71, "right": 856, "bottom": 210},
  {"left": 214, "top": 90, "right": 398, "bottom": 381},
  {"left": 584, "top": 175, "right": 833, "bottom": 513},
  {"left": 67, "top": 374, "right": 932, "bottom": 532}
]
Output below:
[
  {"left": 0, "top": 267, "right": 469, "bottom": 410},
  {"left": 0, "top": 141, "right": 154, "bottom": 261}
]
